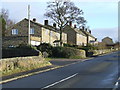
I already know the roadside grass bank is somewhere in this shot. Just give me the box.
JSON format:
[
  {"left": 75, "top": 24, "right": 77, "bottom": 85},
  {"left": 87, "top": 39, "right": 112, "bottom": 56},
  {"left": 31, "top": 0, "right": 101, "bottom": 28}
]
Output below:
[
  {"left": 45, "top": 56, "right": 88, "bottom": 61},
  {"left": 1, "top": 56, "right": 52, "bottom": 77}
]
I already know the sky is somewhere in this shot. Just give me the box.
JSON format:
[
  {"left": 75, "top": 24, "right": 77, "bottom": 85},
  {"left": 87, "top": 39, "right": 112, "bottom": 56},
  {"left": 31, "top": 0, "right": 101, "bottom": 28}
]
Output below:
[{"left": 0, "top": 0, "right": 119, "bottom": 42}]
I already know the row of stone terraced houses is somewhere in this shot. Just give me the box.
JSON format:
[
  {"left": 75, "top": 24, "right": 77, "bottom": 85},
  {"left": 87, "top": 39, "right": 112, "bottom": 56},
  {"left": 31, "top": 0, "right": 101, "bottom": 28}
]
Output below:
[{"left": 2, "top": 18, "right": 97, "bottom": 47}]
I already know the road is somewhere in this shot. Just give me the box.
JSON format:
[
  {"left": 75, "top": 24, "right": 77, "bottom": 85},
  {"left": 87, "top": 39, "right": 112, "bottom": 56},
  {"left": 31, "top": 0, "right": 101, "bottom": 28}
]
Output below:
[{"left": 2, "top": 51, "right": 119, "bottom": 89}]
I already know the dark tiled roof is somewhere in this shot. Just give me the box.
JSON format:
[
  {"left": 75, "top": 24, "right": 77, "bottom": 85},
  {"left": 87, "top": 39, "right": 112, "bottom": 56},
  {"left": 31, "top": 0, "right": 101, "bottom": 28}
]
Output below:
[
  {"left": 64, "top": 25, "right": 95, "bottom": 38},
  {"left": 81, "top": 29, "right": 96, "bottom": 39},
  {"left": 24, "top": 18, "right": 60, "bottom": 33}
]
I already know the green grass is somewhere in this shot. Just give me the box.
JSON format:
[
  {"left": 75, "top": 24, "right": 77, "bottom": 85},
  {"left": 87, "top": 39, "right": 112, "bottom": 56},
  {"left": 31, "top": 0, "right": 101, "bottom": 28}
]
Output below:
[
  {"left": 45, "top": 57, "right": 68, "bottom": 60},
  {"left": 45, "top": 58, "right": 52, "bottom": 61},
  {"left": 69, "top": 56, "right": 86, "bottom": 59},
  {"left": 45, "top": 56, "right": 87, "bottom": 60}
]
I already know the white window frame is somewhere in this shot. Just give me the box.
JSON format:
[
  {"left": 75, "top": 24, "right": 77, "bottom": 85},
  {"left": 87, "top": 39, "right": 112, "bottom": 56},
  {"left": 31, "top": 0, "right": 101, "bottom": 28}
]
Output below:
[
  {"left": 30, "top": 28, "right": 35, "bottom": 34},
  {"left": 12, "top": 29, "right": 18, "bottom": 35}
]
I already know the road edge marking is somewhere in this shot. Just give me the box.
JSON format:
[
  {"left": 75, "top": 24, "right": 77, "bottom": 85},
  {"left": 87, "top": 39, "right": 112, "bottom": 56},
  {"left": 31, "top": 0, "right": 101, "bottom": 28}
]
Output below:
[
  {"left": 42, "top": 73, "right": 78, "bottom": 89},
  {"left": 112, "top": 77, "right": 120, "bottom": 90}
]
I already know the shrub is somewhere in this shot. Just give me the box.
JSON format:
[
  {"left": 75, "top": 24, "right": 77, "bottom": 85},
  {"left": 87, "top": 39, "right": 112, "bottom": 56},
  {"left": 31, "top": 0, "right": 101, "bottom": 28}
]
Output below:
[
  {"left": 63, "top": 43, "right": 73, "bottom": 47},
  {"left": 52, "top": 47, "right": 64, "bottom": 58},
  {"left": 63, "top": 43, "right": 78, "bottom": 48},
  {"left": 37, "top": 43, "right": 53, "bottom": 57},
  {"left": 52, "top": 47, "right": 86, "bottom": 58}
]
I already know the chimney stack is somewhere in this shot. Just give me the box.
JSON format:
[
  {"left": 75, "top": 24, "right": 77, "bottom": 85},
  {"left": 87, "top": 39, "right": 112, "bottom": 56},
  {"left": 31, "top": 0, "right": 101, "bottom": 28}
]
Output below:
[
  {"left": 44, "top": 20, "right": 48, "bottom": 25},
  {"left": 89, "top": 30, "right": 91, "bottom": 34},
  {"left": 95, "top": 38, "right": 97, "bottom": 41},
  {"left": 69, "top": 21, "right": 72, "bottom": 27},
  {"left": 53, "top": 23, "right": 56, "bottom": 28},
  {"left": 82, "top": 26, "right": 85, "bottom": 30},
  {"left": 74, "top": 24, "right": 76, "bottom": 28},
  {"left": 33, "top": 18, "right": 36, "bottom": 22}
]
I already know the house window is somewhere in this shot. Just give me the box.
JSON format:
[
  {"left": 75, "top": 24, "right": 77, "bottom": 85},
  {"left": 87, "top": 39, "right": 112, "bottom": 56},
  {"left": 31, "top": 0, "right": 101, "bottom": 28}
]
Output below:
[
  {"left": 50, "top": 32, "right": 52, "bottom": 36},
  {"left": 30, "top": 28, "right": 35, "bottom": 34},
  {"left": 12, "top": 29, "right": 18, "bottom": 35},
  {"left": 46, "top": 29, "right": 49, "bottom": 35}
]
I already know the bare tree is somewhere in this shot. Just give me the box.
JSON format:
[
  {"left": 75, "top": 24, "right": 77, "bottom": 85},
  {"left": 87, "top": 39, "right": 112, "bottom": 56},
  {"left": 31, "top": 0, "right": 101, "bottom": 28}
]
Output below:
[
  {"left": 1, "top": 8, "right": 9, "bottom": 21},
  {"left": 44, "top": 0, "right": 86, "bottom": 46},
  {"left": 0, "top": 8, "right": 15, "bottom": 28}
]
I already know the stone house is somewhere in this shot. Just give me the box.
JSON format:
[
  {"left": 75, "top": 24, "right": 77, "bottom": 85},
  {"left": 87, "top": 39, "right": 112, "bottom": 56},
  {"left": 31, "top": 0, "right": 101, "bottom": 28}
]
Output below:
[
  {"left": 63, "top": 23, "right": 96, "bottom": 46},
  {"left": 102, "top": 37, "right": 114, "bottom": 45},
  {"left": 3, "top": 18, "right": 67, "bottom": 47},
  {"left": 81, "top": 27, "right": 97, "bottom": 45},
  {"left": 64, "top": 25, "right": 87, "bottom": 46}
]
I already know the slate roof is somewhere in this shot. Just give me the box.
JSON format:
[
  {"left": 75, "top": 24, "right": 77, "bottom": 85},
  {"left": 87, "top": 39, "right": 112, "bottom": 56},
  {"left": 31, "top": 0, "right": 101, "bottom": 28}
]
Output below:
[
  {"left": 80, "top": 29, "right": 96, "bottom": 39},
  {"left": 64, "top": 25, "right": 95, "bottom": 38},
  {"left": 24, "top": 18, "right": 60, "bottom": 33}
]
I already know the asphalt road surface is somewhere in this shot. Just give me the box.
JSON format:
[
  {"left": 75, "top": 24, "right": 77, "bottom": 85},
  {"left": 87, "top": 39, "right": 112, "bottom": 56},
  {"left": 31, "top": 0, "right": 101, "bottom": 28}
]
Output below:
[{"left": 2, "top": 51, "right": 119, "bottom": 89}]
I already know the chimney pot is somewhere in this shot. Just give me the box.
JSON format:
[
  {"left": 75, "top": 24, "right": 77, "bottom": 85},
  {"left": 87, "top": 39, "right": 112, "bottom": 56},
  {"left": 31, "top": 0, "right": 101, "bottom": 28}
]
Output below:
[
  {"left": 82, "top": 26, "right": 85, "bottom": 30},
  {"left": 74, "top": 24, "right": 76, "bottom": 28},
  {"left": 69, "top": 21, "right": 72, "bottom": 27},
  {"left": 44, "top": 20, "right": 48, "bottom": 25},
  {"left": 95, "top": 38, "right": 97, "bottom": 41},
  {"left": 53, "top": 23, "right": 56, "bottom": 28},
  {"left": 89, "top": 30, "right": 91, "bottom": 34},
  {"left": 33, "top": 18, "right": 36, "bottom": 22}
]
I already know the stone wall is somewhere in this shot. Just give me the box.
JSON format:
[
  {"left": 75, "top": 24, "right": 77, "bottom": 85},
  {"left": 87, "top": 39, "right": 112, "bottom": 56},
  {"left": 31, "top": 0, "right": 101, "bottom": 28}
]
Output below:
[
  {"left": 89, "top": 49, "right": 115, "bottom": 56},
  {"left": 0, "top": 56, "right": 51, "bottom": 76}
]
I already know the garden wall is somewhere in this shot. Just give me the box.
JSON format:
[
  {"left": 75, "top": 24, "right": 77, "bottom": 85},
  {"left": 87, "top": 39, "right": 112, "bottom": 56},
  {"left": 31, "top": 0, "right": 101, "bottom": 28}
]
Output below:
[
  {"left": 88, "top": 49, "right": 115, "bottom": 56},
  {"left": 0, "top": 55, "right": 51, "bottom": 76}
]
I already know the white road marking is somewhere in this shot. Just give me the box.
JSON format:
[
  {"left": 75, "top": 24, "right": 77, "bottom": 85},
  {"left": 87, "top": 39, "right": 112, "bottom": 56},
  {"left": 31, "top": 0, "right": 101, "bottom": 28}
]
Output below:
[
  {"left": 118, "top": 77, "right": 120, "bottom": 80},
  {"left": 112, "top": 82, "right": 118, "bottom": 90},
  {"left": 115, "top": 82, "right": 118, "bottom": 86},
  {"left": 112, "top": 77, "right": 120, "bottom": 90},
  {"left": 42, "top": 73, "right": 78, "bottom": 89}
]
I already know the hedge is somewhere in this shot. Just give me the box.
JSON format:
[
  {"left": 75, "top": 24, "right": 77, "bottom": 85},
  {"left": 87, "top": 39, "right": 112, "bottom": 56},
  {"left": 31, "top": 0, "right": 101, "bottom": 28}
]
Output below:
[
  {"left": 52, "top": 47, "right": 86, "bottom": 58},
  {"left": 2, "top": 45, "right": 40, "bottom": 58}
]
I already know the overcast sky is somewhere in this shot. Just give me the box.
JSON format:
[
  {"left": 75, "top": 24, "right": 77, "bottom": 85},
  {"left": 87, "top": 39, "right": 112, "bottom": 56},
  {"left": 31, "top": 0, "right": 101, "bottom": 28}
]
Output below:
[{"left": 0, "top": 0, "right": 118, "bottom": 42}]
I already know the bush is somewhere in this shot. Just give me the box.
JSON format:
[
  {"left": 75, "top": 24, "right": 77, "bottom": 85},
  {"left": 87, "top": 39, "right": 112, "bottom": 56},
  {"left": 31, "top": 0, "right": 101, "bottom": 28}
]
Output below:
[
  {"left": 52, "top": 47, "right": 86, "bottom": 58},
  {"left": 51, "top": 47, "right": 64, "bottom": 58},
  {"left": 63, "top": 43, "right": 78, "bottom": 48},
  {"left": 37, "top": 43, "right": 53, "bottom": 57}
]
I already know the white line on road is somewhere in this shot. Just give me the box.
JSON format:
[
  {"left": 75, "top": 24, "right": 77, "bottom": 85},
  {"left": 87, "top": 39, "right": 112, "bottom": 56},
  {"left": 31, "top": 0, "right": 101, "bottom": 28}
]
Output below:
[
  {"left": 112, "top": 82, "right": 118, "bottom": 90},
  {"left": 112, "top": 77, "right": 120, "bottom": 90},
  {"left": 42, "top": 73, "right": 78, "bottom": 89}
]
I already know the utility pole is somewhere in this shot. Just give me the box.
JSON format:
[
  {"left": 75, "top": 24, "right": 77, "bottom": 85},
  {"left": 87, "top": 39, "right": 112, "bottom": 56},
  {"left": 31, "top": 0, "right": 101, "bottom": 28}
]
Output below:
[{"left": 28, "top": 5, "right": 31, "bottom": 45}]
